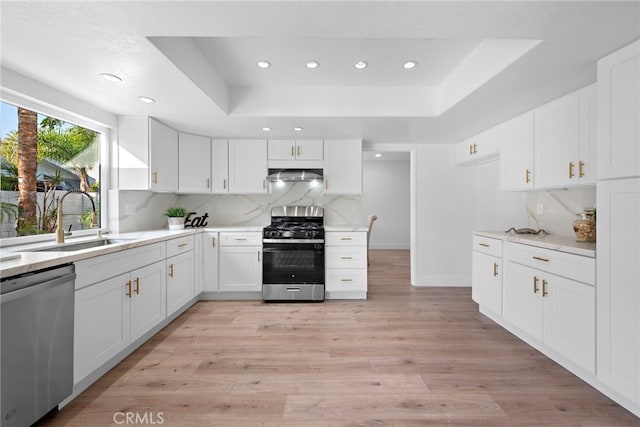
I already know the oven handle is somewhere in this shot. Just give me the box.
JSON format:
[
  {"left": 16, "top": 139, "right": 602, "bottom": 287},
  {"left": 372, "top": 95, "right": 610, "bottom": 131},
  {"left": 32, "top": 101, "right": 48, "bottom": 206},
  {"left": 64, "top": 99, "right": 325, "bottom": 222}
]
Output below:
[{"left": 262, "top": 239, "right": 324, "bottom": 244}]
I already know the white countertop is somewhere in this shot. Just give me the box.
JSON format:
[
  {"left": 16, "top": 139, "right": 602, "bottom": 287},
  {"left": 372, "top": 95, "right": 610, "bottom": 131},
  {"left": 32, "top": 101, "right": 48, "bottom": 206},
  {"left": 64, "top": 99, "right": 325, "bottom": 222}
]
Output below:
[
  {"left": 0, "top": 229, "right": 202, "bottom": 278},
  {"left": 1, "top": 224, "right": 368, "bottom": 278},
  {"left": 474, "top": 230, "right": 596, "bottom": 258}
]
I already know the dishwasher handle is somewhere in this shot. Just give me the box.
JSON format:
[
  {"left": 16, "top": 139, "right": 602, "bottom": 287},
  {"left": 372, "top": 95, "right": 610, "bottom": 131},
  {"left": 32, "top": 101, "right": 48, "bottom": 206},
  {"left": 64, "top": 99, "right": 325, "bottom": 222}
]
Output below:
[{"left": 1, "top": 273, "right": 76, "bottom": 304}]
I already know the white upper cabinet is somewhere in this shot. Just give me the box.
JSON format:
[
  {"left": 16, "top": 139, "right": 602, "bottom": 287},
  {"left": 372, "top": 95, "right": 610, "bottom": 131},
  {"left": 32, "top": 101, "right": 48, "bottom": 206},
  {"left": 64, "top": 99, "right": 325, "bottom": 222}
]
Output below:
[
  {"left": 211, "top": 139, "right": 229, "bottom": 193},
  {"left": 295, "top": 140, "right": 323, "bottom": 160},
  {"left": 323, "top": 139, "right": 362, "bottom": 195},
  {"left": 500, "top": 112, "right": 535, "bottom": 191},
  {"left": 534, "top": 85, "right": 596, "bottom": 188},
  {"left": 228, "top": 139, "right": 268, "bottom": 194},
  {"left": 178, "top": 132, "right": 211, "bottom": 193},
  {"left": 118, "top": 117, "right": 178, "bottom": 192},
  {"left": 597, "top": 40, "right": 640, "bottom": 180},
  {"left": 268, "top": 139, "right": 323, "bottom": 160},
  {"left": 267, "top": 139, "right": 324, "bottom": 169},
  {"left": 456, "top": 127, "right": 500, "bottom": 165}
]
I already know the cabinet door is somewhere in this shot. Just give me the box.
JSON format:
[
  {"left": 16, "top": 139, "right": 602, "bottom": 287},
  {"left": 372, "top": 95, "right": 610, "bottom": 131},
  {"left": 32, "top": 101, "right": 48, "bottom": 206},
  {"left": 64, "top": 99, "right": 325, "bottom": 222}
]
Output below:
[
  {"left": 211, "top": 139, "right": 229, "bottom": 193},
  {"left": 74, "top": 273, "right": 130, "bottom": 384},
  {"left": 472, "top": 251, "right": 502, "bottom": 315},
  {"left": 202, "top": 232, "right": 219, "bottom": 292},
  {"left": 268, "top": 139, "right": 295, "bottom": 160},
  {"left": 228, "top": 139, "right": 268, "bottom": 194},
  {"left": 130, "top": 261, "right": 166, "bottom": 342},
  {"left": 500, "top": 112, "right": 534, "bottom": 190},
  {"left": 597, "top": 177, "right": 640, "bottom": 402},
  {"left": 296, "top": 139, "right": 323, "bottom": 160},
  {"left": 179, "top": 133, "right": 211, "bottom": 193},
  {"left": 194, "top": 233, "right": 203, "bottom": 296},
  {"left": 597, "top": 40, "right": 640, "bottom": 180},
  {"left": 503, "top": 262, "right": 543, "bottom": 341},
  {"left": 219, "top": 246, "right": 262, "bottom": 292},
  {"left": 166, "top": 252, "right": 194, "bottom": 316},
  {"left": 455, "top": 138, "right": 474, "bottom": 164},
  {"left": 118, "top": 116, "right": 150, "bottom": 190},
  {"left": 578, "top": 85, "right": 596, "bottom": 185},
  {"left": 542, "top": 273, "right": 595, "bottom": 373},
  {"left": 149, "top": 118, "right": 178, "bottom": 192},
  {"left": 324, "top": 139, "right": 362, "bottom": 195},
  {"left": 535, "top": 92, "right": 581, "bottom": 188}
]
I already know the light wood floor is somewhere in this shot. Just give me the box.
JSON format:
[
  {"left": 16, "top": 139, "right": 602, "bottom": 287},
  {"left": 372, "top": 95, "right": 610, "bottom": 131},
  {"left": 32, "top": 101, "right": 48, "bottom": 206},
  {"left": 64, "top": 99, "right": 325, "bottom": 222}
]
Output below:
[{"left": 40, "top": 250, "right": 639, "bottom": 426}]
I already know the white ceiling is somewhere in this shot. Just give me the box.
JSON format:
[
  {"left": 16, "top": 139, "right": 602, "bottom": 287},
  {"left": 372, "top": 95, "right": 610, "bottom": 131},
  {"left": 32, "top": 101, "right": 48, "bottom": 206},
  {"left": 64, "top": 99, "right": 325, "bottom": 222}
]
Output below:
[{"left": 0, "top": 1, "right": 638, "bottom": 145}]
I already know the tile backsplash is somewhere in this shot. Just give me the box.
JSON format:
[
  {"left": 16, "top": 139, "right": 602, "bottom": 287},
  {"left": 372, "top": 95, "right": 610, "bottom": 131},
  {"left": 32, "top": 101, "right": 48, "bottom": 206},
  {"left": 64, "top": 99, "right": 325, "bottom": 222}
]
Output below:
[
  {"left": 527, "top": 187, "right": 596, "bottom": 237},
  {"left": 116, "top": 182, "right": 361, "bottom": 232}
]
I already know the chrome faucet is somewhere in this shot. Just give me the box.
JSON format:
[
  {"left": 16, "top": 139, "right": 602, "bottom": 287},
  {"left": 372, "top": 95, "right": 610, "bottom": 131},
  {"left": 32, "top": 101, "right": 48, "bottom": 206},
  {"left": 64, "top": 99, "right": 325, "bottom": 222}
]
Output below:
[{"left": 56, "top": 190, "right": 98, "bottom": 244}]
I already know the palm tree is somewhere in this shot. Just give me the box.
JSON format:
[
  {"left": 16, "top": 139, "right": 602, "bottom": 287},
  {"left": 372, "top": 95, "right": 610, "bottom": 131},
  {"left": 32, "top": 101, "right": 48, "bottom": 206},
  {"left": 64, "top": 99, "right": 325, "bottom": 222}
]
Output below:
[{"left": 17, "top": 107, "right": 38, "bottom": 228}]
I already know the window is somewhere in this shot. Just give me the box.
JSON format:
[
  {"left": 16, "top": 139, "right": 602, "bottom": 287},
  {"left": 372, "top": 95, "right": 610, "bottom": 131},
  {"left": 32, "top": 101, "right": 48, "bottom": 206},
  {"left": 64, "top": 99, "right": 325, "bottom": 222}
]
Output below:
[{"left": 1, "top": 101, "right": 102, "bottom": 238}]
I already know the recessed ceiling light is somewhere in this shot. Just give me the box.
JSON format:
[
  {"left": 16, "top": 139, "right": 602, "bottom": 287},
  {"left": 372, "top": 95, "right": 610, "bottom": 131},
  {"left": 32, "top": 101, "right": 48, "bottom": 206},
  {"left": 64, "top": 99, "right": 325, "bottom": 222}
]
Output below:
[
  {"left": 257, "top": 60, "right": 271, "bottom": 69},
  {"left": 354, "top": 61, "right": 368, "bottom": 70},
  {"left": 99, "top": 73, "right": 122, "bottom": 83},
  {"left": 306, "top": 60, "right": 319, "bottom": 69},
  {"left": 375, "top": 153, "right": 382, "bottom": 158},
  {"left": 294, "top": 127, "right": 303, "bottom": 132},
  {"left": 262, "top": 127, "right": 271, "bottom": 131},
  {"left": 138, "top": 96, "right": 156, "bottom": 104},
  {"left": 403, "top": 60, "right": 417, "bottom": 69}
]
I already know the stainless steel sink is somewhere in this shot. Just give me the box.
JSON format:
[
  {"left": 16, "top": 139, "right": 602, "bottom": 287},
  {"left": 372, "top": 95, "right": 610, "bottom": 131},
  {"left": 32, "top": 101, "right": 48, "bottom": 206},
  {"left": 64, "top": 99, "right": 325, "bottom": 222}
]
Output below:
[{"left": 32, "top": 239, "right": 131, "bottom": 252}]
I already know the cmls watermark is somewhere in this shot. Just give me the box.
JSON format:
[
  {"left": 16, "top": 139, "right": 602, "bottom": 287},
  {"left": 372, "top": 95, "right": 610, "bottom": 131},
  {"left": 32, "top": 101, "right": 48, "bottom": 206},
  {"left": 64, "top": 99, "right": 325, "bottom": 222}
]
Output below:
[{"left": 113, "top": 412, "right": 165, "bottom": 425}]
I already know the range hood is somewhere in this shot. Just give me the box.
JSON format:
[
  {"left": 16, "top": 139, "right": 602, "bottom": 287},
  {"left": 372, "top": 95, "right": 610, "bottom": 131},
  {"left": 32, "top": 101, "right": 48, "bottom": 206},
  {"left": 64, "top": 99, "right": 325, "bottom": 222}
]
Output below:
[{"left": 266, "top": 169, "right": 323, "bottom": 183}]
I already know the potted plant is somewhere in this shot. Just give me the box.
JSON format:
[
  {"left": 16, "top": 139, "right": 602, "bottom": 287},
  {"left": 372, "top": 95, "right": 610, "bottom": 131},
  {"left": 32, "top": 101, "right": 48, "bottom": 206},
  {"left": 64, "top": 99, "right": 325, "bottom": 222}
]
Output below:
[{"left": 164, "top": 207, "right": 187, "bottom": 230}]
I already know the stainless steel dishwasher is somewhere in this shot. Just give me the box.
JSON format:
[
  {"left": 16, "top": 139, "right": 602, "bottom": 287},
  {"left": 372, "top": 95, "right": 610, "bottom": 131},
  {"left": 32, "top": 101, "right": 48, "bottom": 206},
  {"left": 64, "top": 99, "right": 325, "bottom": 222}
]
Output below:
[{"left": 1, "top": 264, "right": 76, "bottom": 427}]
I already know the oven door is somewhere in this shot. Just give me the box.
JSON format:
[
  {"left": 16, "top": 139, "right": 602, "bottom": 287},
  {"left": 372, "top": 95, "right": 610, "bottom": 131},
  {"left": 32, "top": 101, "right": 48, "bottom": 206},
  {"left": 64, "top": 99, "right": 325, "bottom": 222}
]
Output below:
[{"left": 262, "top": 241, "right": 324, "bottom": 285}]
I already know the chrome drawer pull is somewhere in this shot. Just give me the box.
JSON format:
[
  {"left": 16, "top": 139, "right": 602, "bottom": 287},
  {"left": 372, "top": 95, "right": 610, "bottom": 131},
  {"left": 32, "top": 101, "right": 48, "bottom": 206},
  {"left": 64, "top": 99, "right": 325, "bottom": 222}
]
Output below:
[{"left": 286, "top": 287, "right": 301, "bottom": 292}]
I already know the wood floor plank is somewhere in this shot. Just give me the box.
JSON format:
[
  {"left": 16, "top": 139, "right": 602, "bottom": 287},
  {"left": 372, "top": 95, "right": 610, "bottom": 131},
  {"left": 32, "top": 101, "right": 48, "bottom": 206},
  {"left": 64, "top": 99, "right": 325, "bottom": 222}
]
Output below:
[{"left": 38, "top": 250, "right": 639, "bottom": 426}]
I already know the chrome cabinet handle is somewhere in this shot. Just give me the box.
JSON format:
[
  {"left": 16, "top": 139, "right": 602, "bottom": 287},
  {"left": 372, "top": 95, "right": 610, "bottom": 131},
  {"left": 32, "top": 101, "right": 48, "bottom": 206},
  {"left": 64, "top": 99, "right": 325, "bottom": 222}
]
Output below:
[
  {"left": 493, "top": 263, "right": 499, "bottom": 277},
  {"left": 258, "top": 251, "right": 261, "bottom": 262}
]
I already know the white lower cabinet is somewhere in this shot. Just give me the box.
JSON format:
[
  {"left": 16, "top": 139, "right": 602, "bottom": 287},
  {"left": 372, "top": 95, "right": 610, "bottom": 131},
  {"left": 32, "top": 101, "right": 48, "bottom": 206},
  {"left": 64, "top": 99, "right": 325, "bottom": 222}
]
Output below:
[
  {"left": 325, "top": 231, "right": 367, "bottom": 299},
  {"left": 166, "top": 236, "right": 195, "bottom": 316},
  {"left": 503, "top": 243, "right": 595, "bottom": 373},
  {"left": 597, "top": 177, "right": 640, "bottom": 408},
  {"left": 202, "top": 232, "right": 219, "bottom": 292},
  {"left": 74, "top": 260, "right": 166, "bottom": 384},
  {"left": 166, "top": 251, "right": 194, "bottom": 316},
  {"left": 471, "top": 236, "right": 502, "bottom": 315},
  {"left": 219, "top": 232, "right": 262, "bottom": 292}
]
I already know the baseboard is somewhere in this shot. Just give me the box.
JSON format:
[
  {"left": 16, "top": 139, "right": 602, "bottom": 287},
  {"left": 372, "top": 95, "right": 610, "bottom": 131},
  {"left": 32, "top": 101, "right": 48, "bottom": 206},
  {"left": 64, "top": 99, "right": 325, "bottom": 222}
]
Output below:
[
  {"left": 412, "top": 276, "right": 471, "bottom": 287},
  {"left": 369, "top": 244, "right": 410, "bottom": 250}
]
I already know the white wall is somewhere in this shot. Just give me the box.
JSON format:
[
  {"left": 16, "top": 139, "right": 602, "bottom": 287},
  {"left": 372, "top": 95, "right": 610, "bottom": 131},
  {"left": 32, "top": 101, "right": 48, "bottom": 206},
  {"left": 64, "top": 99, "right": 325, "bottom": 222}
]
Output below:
[
  {"left": 362, "top": 156, "right": 410, "bottom": 249},
  {"left": 413, "top": 145, "right": 527, "bottom": 286}
]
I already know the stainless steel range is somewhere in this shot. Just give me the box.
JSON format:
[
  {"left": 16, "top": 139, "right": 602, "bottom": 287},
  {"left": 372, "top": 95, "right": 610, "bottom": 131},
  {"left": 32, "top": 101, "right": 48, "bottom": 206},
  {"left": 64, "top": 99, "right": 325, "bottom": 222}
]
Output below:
[{"left": 262, "top": 206, "right": 325, "bottom": 302}]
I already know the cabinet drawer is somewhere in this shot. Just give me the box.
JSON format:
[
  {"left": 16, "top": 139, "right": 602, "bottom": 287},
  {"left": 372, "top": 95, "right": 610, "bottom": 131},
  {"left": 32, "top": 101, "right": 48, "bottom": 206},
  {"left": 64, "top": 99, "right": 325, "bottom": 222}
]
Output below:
[
  {"left": 220, "top": 232, "right": 262, "bottom": 246},
  {"left": 473, "top": 235, "right": 503, "bottom": 257},
  {"left": 505, "top": 242, "right": 595, "bottom": 285},
  {"left": 75, "top": 242, "right": 165, "bottom": 290},
  {"left": 326, "top": 247, "right": 367, "bottom": 269},
  {"left": 166, "top": 235, "right": 194, "bottom": 257},
  {"left": 325, "top": 232, "right": 367, "bottom": 246},
  {"left": 326, "top": 269, "right": 367, "bottom": 291}
]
